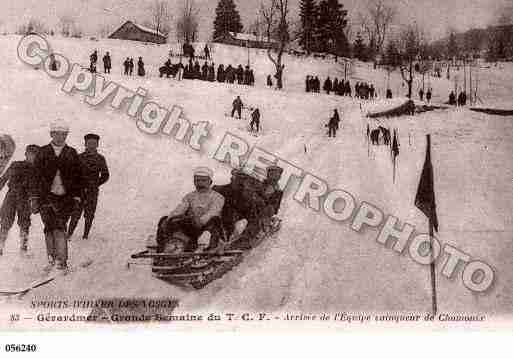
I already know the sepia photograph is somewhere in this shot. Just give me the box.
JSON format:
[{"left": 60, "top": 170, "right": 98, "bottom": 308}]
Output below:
[{"left": 0, "top": 0, "right": 512, "bottom": 351}]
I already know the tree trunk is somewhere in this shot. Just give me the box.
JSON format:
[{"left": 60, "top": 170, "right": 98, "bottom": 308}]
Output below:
[{"left": 407, "top": 61, "right": 413, "bottom": 99}]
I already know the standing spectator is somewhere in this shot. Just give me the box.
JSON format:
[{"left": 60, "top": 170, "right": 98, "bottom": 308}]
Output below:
[
  {"left": 0, "top": 144, "right": 39, "bottom": 255},
  {"left": 49, "top": 54, "right": 58, "bottom": 71},
  {"left": 128, "top": 58, "right": 134, "bottom": 76},
  {"left": 323, "top": 77, "right": 333, "bottom": 95},
  {"left": 123, "top": 57, "right": 130, "bottom": 75},
  {"left": 67, "top": 134, "right": 109, "bottom": 240},
  {"left": 208, "top": 63, "right": 215, "bottom": 82},
  {"left": 327, "top": 109, "right": 340, "bottom": 138},
  {"left": 243, "top": 66, "right": 250, "bottom": 85},
  {"left": 333, "top": 78, "right": 339, "bottom": 95},
  {"left": 89, "top": 50, "right": 98, "bottom": 73},
  {"left": 231, "top": 96, "right": 243, "bottom": 119},
  {"left": 419, "top": 88, "right": 424, "bottom": 101},
  {"left": 236, "top": 65, "right": 244, "bottom": 84},
  {"left": 249, "top": 69, "right": 255, "bottom": 86},
  {"left": 426, "top": 88, "right": 432, "bottom": 104},
  {"left": 29, "top": 120, "right": 84, "bottom": 274},
  {"left": 201, "top": 62, "right": 208, "bottom": 80},
  {"left": 177, "top": 61, "right": 184, "bottom": 80},
  {"left": 250, "top": 108, "right": 260, "bottom": 133},
  {"left": 267, "top": 74, "right": 273, "bottom": 88},
  {"left": 137, "top": 57, "right": 145, "bottom": 77},
  {"left": 448, "top": 91, "right": 456, "bottom": 105},
  {"left": 217, "top": 64, "right": 225, "bottom": 82},
  {"left": 204, "top": 44, "right": 211, "bottom": 60},
  {"left": 103, "top": 52, "right": 111, "bottom": 74},
  {"left": 314, "top": 76, "right": 320, "bottom": 93}
]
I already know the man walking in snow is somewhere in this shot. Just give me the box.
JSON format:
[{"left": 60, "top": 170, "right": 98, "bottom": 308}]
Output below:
[
  {"left": 231, "top": 96, "right": 243, "bottom": 119},
  {"left": 67, "top": 134, "right": 109, "bottom": 240},
  {"left": 30, "top": 120, "right": 84, "bottom": 274},
  {"left": 250, "top": 108, "right": 260, "bottom": 133},
  {"left": 103, "top": 52, "right": 111, "bottom": 74},
  {"left": 327, "top": 109, "right": 340, "bottom": 138},
  {"left": 89, "top": 50, "right": 98, "bottom": 73},
  {"left": 0, "top": 144, "right": 39, "bottom": 255},
  {"left": 156, "top": 167, "right": 224, "bottom": 253}
]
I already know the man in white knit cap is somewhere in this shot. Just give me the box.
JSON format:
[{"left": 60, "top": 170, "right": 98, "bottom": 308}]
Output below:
[
  {"left": 156, "top": 166, "right": 225, "bottom": 253},
  {"left": 30, "top": 119, "right": 83, "bottom": 274}
]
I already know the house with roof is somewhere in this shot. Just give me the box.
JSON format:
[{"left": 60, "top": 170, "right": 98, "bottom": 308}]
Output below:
[
  {"left": 108, "top": 21, "right": 167, "bottom": 44},
  {"left": 213, "top": 32, "right": 278, "bottom": 49}
]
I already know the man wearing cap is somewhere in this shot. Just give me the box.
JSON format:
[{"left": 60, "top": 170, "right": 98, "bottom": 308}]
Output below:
[
  {"left": 212, "top": 169, "right": 262, "bottom": 243},
  {"left": 67, "top": 133, "right": 109, "bottom": 240},
  {"left": 30, "top": 120, "right": 84, "bottom": 273},
  {"left": 156, "top": 167, "right": 225, "bottom": 253},
  {"left": 0, "top": 144, "right": 39, "bottom": 255}
]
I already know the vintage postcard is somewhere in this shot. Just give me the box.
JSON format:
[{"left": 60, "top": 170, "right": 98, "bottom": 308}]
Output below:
[{"left": 0, "top": 0, "right": 512, "bottom": 345}]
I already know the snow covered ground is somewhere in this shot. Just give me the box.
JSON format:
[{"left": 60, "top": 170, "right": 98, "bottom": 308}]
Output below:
[{"left": 0, "top": 35, "right": 512, "bottom": 329}]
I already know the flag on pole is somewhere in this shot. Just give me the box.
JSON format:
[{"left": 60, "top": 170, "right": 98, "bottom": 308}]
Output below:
[
  {"left": 391, "top": 129, "right": 399, "bottom": 183},
  {"left": 415, "top": 134, "right": 439, "bottom": 232}
]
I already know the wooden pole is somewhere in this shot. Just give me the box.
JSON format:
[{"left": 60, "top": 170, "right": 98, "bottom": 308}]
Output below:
[
  {"left": 463, "top": 59, "right": 467, "bottom": 95},
  {"left": 469, "top": 60, "right": 473, "bottom": 104},
  {"left": 429, "top": 218, "right": 438, "bottom": 315}
]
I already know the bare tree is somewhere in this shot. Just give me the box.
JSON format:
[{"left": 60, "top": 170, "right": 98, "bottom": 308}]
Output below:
[
  {"left": 260, "top": 0, "right": 291, "bottom": 90},
  {"left": 176, "top": 0, "right": 199, "bottom": 43},
  {"left": 248, "top": 18, "right": 265, "bottom": 41},
  {"left": 149, "top": 0, "right": 171, "bottom": 35},
  {"left": 398, "top": 24, "right": 424, "bottom": 99},
  {"left": 17, "top": 18, "right": 48, "bottom": 35},
  {"left": 359, "top": 0, "right": 395, "bottom": 58}
]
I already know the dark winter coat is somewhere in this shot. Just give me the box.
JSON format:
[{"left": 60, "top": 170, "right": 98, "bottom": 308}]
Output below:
[
  {"left": 323, "top": 78, "right": 332, "bottom": 93},
  {"left": 0, "top": 161, "right": 35, "bottom": 199},
  {"left": 329, "top": 111, "right": 340, "bottom": 129},
  {"left": 30, "top": 144, "right": 84, "bottom": 203},
  {"left": 137, "top": 59, "right": 145, "bottom": 76},
  {"left": 251, "top": 109, "right": 260, "bottom": 122},
  {"left": 103, "top": 55, "right": 111, "bottom": 68},
  {"left": 233, "top": 98, "right": 243, "bottom": 110},
  {"left": 217, "top": 65, "right": 225, "bottom": 82},
  {"left": 79, "top": 151, "right": 109, "bottom": 190},
  {"left": 236, "top": 65, "right": 244, "bottom": 83}
]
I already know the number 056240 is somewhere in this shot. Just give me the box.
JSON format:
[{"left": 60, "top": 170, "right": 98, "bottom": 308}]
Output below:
[{"left": 4, "top": 344, "right": 37, "bottom": 352}]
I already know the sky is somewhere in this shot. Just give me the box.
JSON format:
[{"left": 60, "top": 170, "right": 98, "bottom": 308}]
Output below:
[{"left": 1, "top": 0, "right": 511, "bottom": 41}]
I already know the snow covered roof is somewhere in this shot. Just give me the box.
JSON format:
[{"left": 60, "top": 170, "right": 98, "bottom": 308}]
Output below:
[
  {"left": 228, "top": 32, "right": 277, "bottom": 44},
  {"left": 132, "top": 22, "right": 167, "bottom": 37},
  {"left": 109, "top": 21, "right": 167, "bottom": 38}
]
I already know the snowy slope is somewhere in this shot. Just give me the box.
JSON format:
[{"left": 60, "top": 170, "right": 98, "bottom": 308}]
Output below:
[{"left": 0, "top": 35, "right": 512, "bottom": 327}]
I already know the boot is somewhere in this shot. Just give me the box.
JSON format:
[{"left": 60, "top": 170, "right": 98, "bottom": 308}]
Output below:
[
  {"left": 83, "top": 217, "right": 93, "bottom": 240},
  {"left": 20, "top": 229, "right": 29, "bottom": 252},
  {"left": 43, "top": 255, "right": 56, "bottom": 273},
  {"left": 67, "top": 213, "right": 80, "bottom": 239},
  {"left": 53, "top": 229, "right": 68, "bottom": 266}
]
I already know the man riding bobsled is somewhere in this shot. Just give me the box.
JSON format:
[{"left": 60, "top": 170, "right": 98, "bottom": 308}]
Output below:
[{"left": 155, "top": 165, "right": 284, "bottom": 255}]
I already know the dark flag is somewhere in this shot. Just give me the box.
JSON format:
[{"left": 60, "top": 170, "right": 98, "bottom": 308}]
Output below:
[
  {"left": 415, "top": 134, "right": 439, "bottom": 315},
  {"left": 415, "top": 134, "right": 439, "bottom": 231},
  {"left": 391, "top": 129, "right": 400, "bottom": 183}
]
